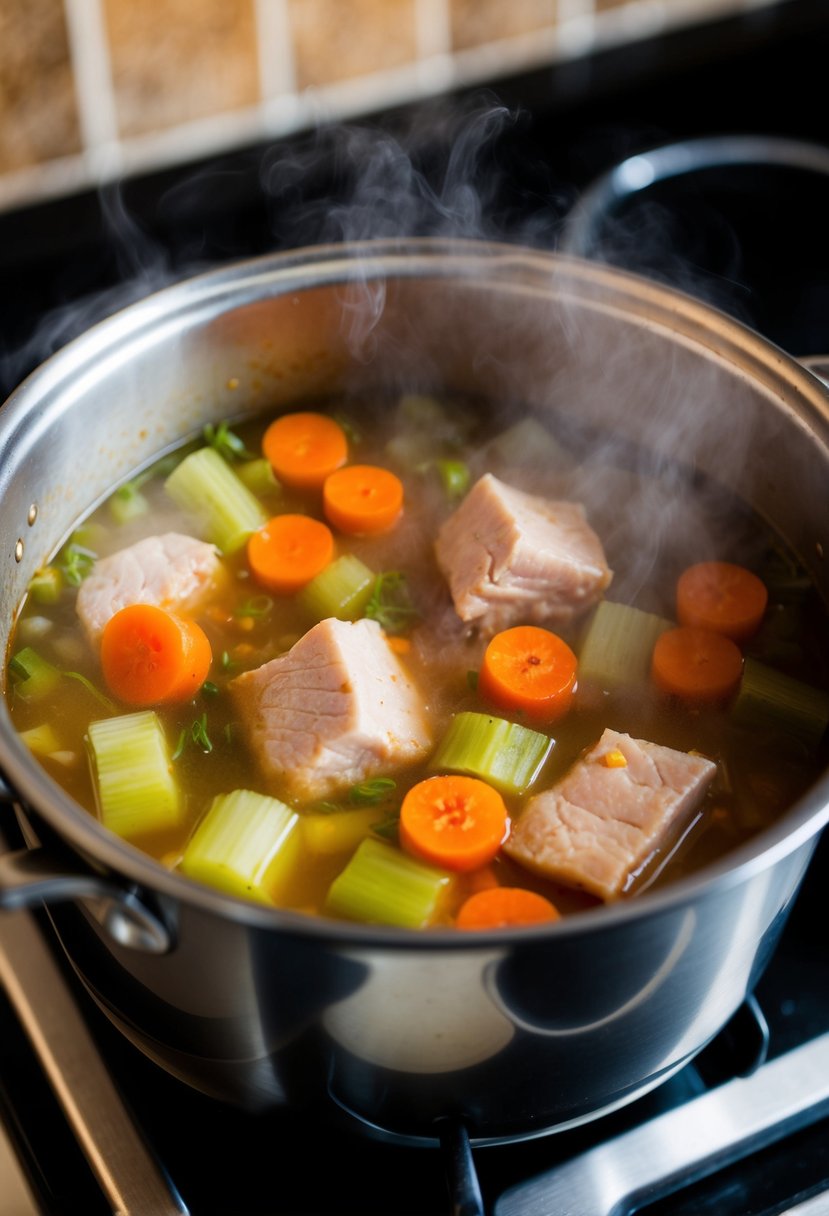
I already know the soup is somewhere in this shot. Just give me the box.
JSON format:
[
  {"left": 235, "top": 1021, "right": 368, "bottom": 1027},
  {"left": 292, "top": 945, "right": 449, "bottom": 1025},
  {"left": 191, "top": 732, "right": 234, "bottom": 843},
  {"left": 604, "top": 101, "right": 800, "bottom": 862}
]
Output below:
[{"left": 6, "top": 393, "right": 829, "bottom": 930}]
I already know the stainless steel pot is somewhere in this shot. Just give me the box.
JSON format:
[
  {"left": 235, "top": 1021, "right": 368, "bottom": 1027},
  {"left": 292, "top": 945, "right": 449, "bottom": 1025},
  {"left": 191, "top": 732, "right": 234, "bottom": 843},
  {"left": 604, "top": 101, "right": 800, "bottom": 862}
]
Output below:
[{"left": 0, "top": 238, "right": 827, "bottom": 1146}]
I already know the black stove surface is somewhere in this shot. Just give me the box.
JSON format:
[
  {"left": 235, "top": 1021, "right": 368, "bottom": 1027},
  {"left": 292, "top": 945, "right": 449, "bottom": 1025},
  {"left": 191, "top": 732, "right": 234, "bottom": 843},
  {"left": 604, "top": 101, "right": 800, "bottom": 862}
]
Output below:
[{"left": 2, "top": 3, "right": 829, "bottom": 1213}]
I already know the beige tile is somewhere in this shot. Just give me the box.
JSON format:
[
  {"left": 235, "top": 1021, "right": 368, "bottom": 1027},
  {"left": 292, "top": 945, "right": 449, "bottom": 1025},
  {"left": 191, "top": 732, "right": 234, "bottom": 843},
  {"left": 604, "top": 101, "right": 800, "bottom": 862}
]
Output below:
[
  {"left": 103, "top": 0, "right": 260, "bottom": 138},
  {"left": 0, "top": 0, "right": 81, "bottom": 171},
  {"left": 288, "top": 0, "right": 417, "bottom": 89},
  {"left": 450, "top": 0, "right": 556, "bottom": 50},
  {"left": 594, "top": 0, "right": 633, "bottom": 8}
]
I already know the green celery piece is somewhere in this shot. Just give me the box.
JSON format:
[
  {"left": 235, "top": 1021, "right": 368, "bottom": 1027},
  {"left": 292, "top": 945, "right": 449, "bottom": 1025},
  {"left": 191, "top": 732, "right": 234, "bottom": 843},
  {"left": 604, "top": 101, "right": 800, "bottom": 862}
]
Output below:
[
  {"left": 164, "top": 446, "right": 268, "bottom": 553},
  {"left": 298, "top": 554, "right": 374, "bottom": 622},
  {"left": 236, "top": 457, "right": 281, "bottom": 497},
  {"left": 325, "top": 836, "right": 452, "bottom": 928},
  {"left": 180, "top": 789, "right": 299, "bottom": 904},
  {"left": 88, "top": 711, "right": 183, "bottom": 840},
  {"left": 18, "top": 723, "right": 62, "bottom": 757},
  {"left": 109, "top": 483, "right": 149, "bottom": 524},
  {"left": 732, "top": 657, "right": 829, "bottom": 754},
  {"left": 302, "top": 805, "right": 386, "bottom": 856},
  {"left": 578, "top": 600, "right": 673, "bottom": 689},
  {"left": 28, "top": 566, "right": 63, "bottom": 605},
  {"left": 9, "top": 647, "right": 62, "bottom": 700},
  {"left": 430, "top": 711, "right": 553, "bottom": 796}
]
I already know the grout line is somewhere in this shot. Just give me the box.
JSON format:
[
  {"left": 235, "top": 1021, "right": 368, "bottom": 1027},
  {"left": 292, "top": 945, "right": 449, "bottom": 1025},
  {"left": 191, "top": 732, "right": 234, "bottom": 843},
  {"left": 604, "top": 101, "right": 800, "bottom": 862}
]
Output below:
[
  {"left": 254, "top": 0, "right": 298, "bottom": 99},
  {"left": 62, "top": 0, "right": 124, "bottom": 176}
]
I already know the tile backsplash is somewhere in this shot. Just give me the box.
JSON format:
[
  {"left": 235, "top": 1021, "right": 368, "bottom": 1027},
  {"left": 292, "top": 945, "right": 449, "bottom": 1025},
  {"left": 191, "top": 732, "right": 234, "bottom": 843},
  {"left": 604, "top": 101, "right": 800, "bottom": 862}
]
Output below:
[{"left": 0, "top": 0, "right": 787, "bottom": 212}]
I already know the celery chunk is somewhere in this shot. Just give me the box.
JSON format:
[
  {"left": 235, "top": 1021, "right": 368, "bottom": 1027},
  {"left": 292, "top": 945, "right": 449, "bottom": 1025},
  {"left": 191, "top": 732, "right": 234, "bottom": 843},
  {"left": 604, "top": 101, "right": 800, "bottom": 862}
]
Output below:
[
  {"left": 298, "top": 554, "right": 374, "bottom": 622},
  {"left": 325, "top": 837, "right": 452, "bottom": 928},
  {"left": 164, "top": 446, "right": 268, "bottom": 553},
  {"left": 181, "top": 789, "right": 299, "bottom": 904},
  {"left": 578, "top": 600, "right": 673, "bottom": 691},
  {"left": 732, "top": 657, "right": 829, "bottom": 754},
  {"left": 8, "top": 647, "right": 62, "bottom": 701},
  {"left": 430, "top": 711, "right": 553, "bottom": 796},
  {"left": 302, "top": 806, "right": 386, "bottom": 856},
  {"left": 88, "top": 711, "right": 183, "bottom": 840}
]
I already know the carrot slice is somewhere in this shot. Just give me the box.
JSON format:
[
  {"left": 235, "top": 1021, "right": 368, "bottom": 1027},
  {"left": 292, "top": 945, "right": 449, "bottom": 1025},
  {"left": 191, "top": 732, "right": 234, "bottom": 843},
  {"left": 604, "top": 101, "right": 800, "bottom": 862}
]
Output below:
[
  {"left": 323, "top": 465, "right": 404, "bottom": 536},
  {"left": 651, "top": 625, "right": 743, "bottom": 704},
  {"left": 478, "top": 625, "right": 577, "bottom": 722},
  {"left": 247, "top": 514, "right": 334, "bottom": 594},
  {"left": 399, "top": 774, "right": 508, "bottom": 872},
  {"left": 100, "top": 604, "right": 212, "bottom": 706},
  {"left": 456, "top": 886, "right": 560, "bottom": 930},
  {"left": 676, "top": 560, "right": 768, "bottom": 642},
  {"left": 262, "top": 412, "right": 348, "bottom": 490}
]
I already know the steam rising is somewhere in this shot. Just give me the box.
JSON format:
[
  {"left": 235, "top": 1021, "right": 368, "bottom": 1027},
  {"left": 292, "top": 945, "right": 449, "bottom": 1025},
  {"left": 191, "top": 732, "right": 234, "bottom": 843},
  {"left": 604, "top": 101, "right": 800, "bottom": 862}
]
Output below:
[{"left": 1, "top": 94, "right": 780, "bottom": 602}]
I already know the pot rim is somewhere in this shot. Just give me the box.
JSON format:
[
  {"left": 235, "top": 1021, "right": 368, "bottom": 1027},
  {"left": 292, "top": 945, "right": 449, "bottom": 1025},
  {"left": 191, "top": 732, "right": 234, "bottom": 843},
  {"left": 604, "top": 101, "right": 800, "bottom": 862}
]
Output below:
[{"left": 2, "top": 235, "right": 829, "bottom": 948}]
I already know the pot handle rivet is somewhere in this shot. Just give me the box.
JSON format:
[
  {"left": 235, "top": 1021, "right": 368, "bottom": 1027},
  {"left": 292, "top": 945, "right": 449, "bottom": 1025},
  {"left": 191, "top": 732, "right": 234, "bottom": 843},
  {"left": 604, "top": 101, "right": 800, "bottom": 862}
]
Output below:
[
  {"left": 14, "top": 539, "right": 23, "bottom": 562},
  {"left": 27, "top": 504, "right": 37, "bottom": 526}
]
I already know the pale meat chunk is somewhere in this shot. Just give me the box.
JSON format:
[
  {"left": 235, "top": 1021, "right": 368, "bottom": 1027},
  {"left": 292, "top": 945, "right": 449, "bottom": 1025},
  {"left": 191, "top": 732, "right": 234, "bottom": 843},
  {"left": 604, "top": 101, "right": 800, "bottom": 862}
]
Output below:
[
  {"left": 504, "top": 729, "right": 716, "bottom": 901},
  {"left": 76, "top": 532, "right": 221, "bottom": 645},
  {"left": 434, "top": 473, "right": 612, "bottom": 633},
  {"left": 228, "top": 617, "right": 431, "bottom": 800}
]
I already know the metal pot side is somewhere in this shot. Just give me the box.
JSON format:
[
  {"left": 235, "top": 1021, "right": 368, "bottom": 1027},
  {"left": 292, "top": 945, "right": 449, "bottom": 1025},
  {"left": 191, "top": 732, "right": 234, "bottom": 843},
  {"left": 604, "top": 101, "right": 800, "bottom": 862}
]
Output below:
[{"left": 1, "top": 239, "right": 828, "bottom": 1143}]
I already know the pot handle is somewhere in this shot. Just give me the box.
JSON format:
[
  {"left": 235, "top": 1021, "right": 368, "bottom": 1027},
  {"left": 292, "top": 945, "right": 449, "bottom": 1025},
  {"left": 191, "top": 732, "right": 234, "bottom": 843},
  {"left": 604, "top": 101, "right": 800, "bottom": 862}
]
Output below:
[{"left": 0, "top": 776, "right": 173, "bottom": 954}]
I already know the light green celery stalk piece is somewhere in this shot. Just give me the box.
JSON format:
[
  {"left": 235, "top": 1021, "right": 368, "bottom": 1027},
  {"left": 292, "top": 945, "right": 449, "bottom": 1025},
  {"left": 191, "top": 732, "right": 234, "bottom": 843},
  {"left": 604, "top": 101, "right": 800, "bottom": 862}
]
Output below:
[
  {"left": 430, "top": 711, "right": 554, "bottom": 796},
  {"left": 180, "top": 789, "right": 300, "bottom": 904},
  {"left": 302, "top": 806, "right": 386, "bottom": 856},
  {"left": 732, "top": 657, "right": 829, "bottom": 754},
  {"left": 88, "top": 711, "right": 183, "bottom": 840},
  {"left": 164, "top": 446, "right": 268, "bottom": 553},
  {"left": 577, "top": 600, "right": 673, "bottom": 690},
  {"left": 325, "top": 836, "right": 452, "bottom": 928},
  {"left": 298, "top": 554, "right": 375, "bottom": 622},
  {"left": 9, "top": 647, "right": 62, "bottom": 700}
]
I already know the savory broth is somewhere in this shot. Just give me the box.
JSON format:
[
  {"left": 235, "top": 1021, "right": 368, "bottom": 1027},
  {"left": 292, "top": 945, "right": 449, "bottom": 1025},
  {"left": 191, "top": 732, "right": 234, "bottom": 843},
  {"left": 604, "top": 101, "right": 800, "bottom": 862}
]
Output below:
[{"left": 6, "top": 392, "right": 829, "bottom": 928}]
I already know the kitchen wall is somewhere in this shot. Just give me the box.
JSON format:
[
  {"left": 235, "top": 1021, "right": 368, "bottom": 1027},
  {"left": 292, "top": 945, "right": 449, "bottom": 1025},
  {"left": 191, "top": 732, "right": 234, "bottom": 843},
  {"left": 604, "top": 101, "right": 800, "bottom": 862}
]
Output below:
[{"left": 0, "top": 0, "right": 790, "bottom": 213}]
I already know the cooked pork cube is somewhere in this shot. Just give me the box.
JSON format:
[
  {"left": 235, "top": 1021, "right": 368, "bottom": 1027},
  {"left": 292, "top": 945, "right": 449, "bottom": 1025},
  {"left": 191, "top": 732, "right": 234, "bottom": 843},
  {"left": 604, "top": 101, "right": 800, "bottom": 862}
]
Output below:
[
  {"left": 504, "top": 728, "right": 716, "bottom": 900},
  {"left": 228, "top": 617, "right": 431, "bottom": 800},
  {"left": 76, "top": 532, "right": 222, "bottom": 645},
  {"left": 434, "top": 473, "right": 612, "bottom": 632}
]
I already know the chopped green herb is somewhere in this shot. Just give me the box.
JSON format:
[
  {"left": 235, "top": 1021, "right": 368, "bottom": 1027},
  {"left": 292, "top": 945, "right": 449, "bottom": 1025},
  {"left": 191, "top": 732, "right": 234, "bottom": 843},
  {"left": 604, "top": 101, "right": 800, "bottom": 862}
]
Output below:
[
  {"left": 348, "top": 777, "right": 397, "bottom": 805},
  {"left": 466, "top": 670, "right": 479, "bottom": 691},
  {"left": 331, "top": 412, "right": 362, "bottom": 445},
  {"left": 173, "top": 713, "right": 214, "bottom": 759},
  {"left": 201, "top": 681, "right": 220, "bottom": 697},
  {"left": 203, "top": 420, "right": 255, "bottom": 462},
  {"left": 236, "top": 595, "right": 273, "bottom": 619},
  {"left": 59, "top": 543, "right": 97, "bottom": 587},
  {"left": 364, "top": 572, "right": 418, "bottom": 635},
  {"left": 417, "top": 458, "right": 471, "bottom": 500}
]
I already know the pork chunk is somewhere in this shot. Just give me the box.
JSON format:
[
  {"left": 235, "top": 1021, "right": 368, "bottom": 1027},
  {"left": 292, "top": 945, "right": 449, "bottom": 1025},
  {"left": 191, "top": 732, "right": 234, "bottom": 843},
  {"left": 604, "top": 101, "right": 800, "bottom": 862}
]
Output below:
[
  {"left": 228, "top": 617, "right": 431, "bottom": 800},
  {"left": 504, "top": 728, "right": 716, "bottom": 900},
  {"left": 76, "top": 532, "right": 222, "bottom": 645},
  {"left": 434, "top": 473, "right": 612, "bottom": 633}
]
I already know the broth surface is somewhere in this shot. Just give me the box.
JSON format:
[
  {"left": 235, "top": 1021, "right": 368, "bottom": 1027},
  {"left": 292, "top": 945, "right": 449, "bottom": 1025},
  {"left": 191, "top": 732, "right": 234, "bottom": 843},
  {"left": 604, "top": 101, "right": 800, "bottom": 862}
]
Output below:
[{"left": 6, "top": 392, "right": 829, "bottom": 927}]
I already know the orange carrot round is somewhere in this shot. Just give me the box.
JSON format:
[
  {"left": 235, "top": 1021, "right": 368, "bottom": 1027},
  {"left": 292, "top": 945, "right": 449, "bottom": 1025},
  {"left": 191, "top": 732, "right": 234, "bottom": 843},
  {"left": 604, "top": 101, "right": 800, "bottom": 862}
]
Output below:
[
  {"left": 247, "top": 514, "right": 334, "bottom": 594},
  {"left": 478, "top": 625, "right": 578, "bottom": 722},
  {"left": 676, "top": 560, "right": 768, "bottom": 642},
  {"left": 100, "top": 603, "right": 212, "bottom": 706},
  {"left": 322, "top": 465, "right": 404, "bottom": 536},
  {"left": 456, "top": 886, "right": 560, "bottom": 930},
  {"left": 262, "top": 412, "right": 348, "bottom": 490},
  {"left": 651, "top": 625, "right": 743, "bottom": 704},
  {"left": 399, "top": 774, "right": 508, "bottom": 872}
]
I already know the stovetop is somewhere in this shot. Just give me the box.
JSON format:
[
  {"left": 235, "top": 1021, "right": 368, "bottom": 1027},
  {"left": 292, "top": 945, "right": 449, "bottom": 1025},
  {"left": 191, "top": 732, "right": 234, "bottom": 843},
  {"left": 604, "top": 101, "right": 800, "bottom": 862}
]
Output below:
[{"left": 2, "top": 3, "right": 829, "bottom": 1213}]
